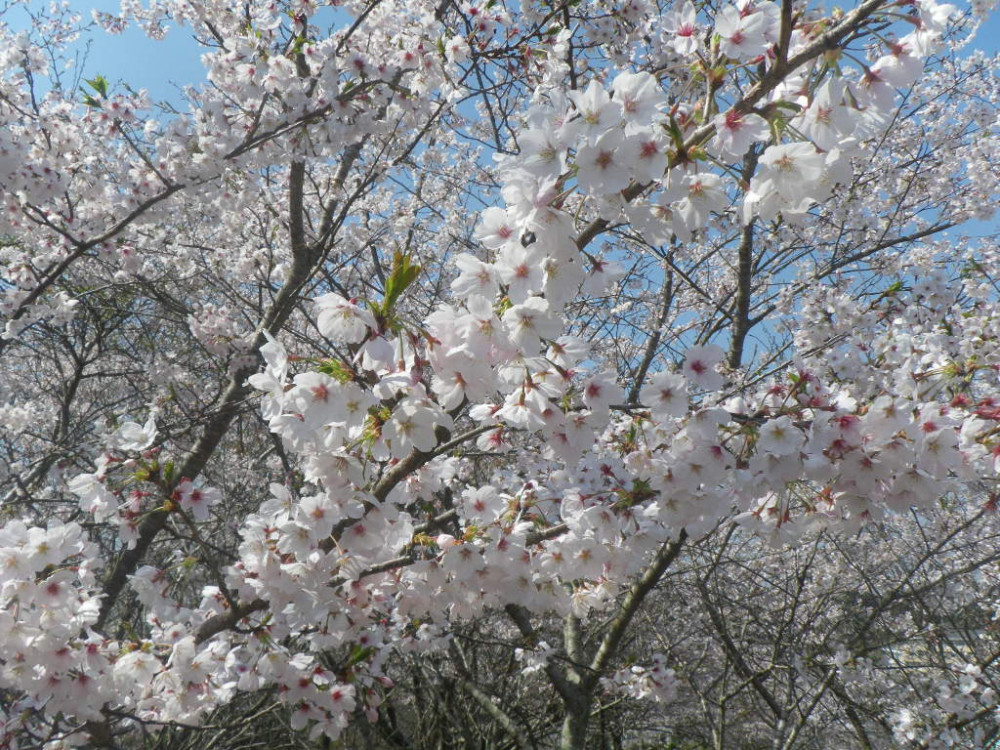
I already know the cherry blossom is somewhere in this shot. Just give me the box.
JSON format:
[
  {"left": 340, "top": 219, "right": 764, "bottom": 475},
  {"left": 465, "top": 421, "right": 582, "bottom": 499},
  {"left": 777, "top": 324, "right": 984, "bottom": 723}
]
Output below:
[
  {"left": 643, "top": 371, "right": 689, "bottom": 420},
  {"left": 664, "top": 1, "right": 701, "bottom": 56},
  {"left": 315, "top": 293, "right": 377, "bottom": 343},
  {"left": 681, "top": 345, "right": 726, "bottom": 391},
  {"left": 0, "top": 0, "right": 997, "bottom": 746},
  {"left": 714, "top": 5, "right": 768, "bottom": 59},
  {"left": 576, "top": 131, "right": 633, "bottom": 194},
  {"left": 709, "top": 109, "right": 771, "bottom": 160}
]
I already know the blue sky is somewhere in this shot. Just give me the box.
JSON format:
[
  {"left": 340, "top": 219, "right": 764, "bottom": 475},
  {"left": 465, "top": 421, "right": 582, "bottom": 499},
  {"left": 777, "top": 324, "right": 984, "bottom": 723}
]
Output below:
[
  {"left": 9, "top": 0, "right": 206, "bottom": 105},
  {"left": 3, "top": 0, "right": 998, "bottom": 250},
  {"left": 4, "top": 0, "right": 996, "bottom": 106},
  {"left": 5, "top": 1, "right": 354, "bottom": 105}
]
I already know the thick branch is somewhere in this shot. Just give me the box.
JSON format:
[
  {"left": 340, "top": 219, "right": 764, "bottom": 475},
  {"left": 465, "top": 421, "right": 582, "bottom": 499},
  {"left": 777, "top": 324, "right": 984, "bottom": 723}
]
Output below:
[
  {"left": 696, "top": 575, "right": 785, "bottom": 719},
  {"left": 727, "top": 220, "right": 756, "bottom": 370},
  {"left": 628, "top": 267, "right": 674, "bottom": 402},
  {"left": 96, "top": 163, "right": 321, "bottom": 631},
  {"left": 587, "top": 531, "right": 687, "bottom": 684},
  {"left": 452, "top": 677, "right": 532, "bottom": 750}
]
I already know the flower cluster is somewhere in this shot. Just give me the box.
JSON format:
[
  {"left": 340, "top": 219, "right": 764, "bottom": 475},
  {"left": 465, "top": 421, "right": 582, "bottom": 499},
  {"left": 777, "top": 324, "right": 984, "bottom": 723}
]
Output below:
[{"left": 0, "top": 0, "right": 995, "bottom": 744}]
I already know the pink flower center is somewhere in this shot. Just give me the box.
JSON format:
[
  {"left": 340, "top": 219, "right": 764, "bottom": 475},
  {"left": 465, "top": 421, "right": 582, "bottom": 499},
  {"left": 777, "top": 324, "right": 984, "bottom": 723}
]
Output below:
[{"left": 724, "top": 110, "right": 744, "bottom": 131}]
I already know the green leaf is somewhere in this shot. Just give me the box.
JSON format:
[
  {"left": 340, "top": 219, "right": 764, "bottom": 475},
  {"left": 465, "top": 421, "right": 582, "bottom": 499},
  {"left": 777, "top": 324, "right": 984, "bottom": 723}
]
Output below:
[
  {"left": 85, "top": 75, "right": 109, "bottom": 98},
  {"left": 347, "top": 644, "right": 375, "bottom": 667},
  {"left": 381, "top": 250, "right": 422, "bottom": 317},
  {"left": 162, "top": 460, "right": 175, "bottom": 485},
  {"left": 316, "top": 358, "right": 355, "bottom": 383},
  {"left": 883, "top": 279, "right": 904, "bottom": 296}
]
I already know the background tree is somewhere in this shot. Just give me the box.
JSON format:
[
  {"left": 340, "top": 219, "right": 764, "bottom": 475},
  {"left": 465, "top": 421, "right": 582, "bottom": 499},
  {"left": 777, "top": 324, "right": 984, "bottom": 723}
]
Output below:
[{"left": 0, "top": 0, "right": 998, "bottom": 748}]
